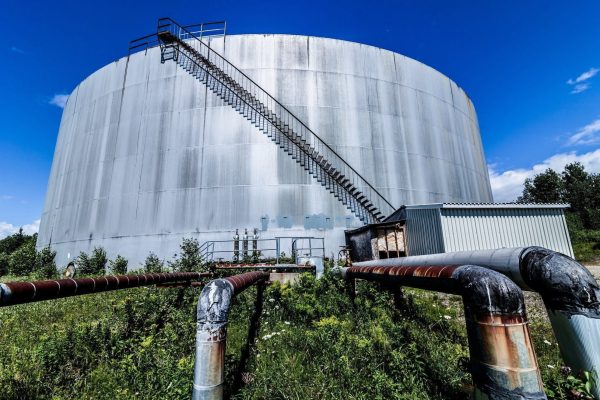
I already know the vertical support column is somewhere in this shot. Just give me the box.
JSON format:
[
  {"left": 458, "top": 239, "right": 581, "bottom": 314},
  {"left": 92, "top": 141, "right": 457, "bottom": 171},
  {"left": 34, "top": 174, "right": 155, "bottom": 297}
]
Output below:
[
  {"left": 193, "top": 272, "right": 268, "bottom": 400},
  {"left": 193, "top": 280, "right": 233, "bottom": 400}
]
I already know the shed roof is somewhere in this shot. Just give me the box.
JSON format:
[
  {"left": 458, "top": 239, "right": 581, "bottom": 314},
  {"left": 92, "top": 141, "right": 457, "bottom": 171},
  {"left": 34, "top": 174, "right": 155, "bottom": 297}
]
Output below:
[{"left": 384, "top": 203, "right": 570, "bottom": 222}]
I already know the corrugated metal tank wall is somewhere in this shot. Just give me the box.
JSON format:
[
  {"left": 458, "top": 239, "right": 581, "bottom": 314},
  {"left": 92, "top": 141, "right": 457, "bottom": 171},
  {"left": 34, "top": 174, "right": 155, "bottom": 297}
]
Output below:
[{"left": 38, "top": 34, "right": 492, "bottom": 266}]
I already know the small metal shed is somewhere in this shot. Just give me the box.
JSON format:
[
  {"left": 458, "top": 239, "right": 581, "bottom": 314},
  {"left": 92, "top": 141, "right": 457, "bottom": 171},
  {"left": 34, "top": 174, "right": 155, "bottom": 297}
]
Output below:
[{"left": 387, "top": 203, "right": 573, "bottom": 258}]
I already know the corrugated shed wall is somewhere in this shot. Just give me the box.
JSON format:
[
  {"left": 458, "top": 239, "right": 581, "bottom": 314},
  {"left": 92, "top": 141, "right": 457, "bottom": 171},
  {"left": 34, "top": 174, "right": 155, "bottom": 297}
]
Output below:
[
  {"left": 439, "top": 208, "right": 573, "bottom": 257},
  {"left": 405, "top": 208, "right": 445, "bottom": 255}
]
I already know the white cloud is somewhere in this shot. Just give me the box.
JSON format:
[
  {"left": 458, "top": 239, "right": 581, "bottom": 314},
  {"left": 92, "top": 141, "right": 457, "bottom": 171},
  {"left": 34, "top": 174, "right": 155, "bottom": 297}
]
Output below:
[
  {"left": 567, "top": 67, "right": 598, "bottom": 94},
  {"left": 568, "top": 118, "right": 600, "bottom": 146},
  {"left": 0, "top": 195, "right": 13, "bottom": 201},
  {"left": 49, "top": 94, "right": 69, "bottom": 108},
  {"left": 489, "top": 148, "right": 600, "bottom": 202},
  {"left": 571, "top": 83, "right": 590, "bottom": 94},
  {"left": 0, "top": 219, "right": 41, "bottom": 239}
]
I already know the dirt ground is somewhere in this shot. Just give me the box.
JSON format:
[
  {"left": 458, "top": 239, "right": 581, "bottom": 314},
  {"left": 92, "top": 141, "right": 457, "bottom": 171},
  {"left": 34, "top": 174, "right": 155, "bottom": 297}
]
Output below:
[{"left": 584, "top": 264, "right": 600, "bottom": 280}]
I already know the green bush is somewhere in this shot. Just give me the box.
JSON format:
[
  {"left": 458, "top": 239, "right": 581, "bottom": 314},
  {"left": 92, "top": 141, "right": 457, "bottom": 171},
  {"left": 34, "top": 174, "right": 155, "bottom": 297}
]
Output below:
[
  {"left": 35, "top": 246, "right": 57, "bottom": 279},
  {"left": 109, "top": 255, "right": 128, "bottom": 275},
  {"left": 77, "top": 247, "right": 108, "bottom": 275},
  {"left": 8, "top": 240, "right": 36, "bottom": 276},
  {"left": 143, "top": 252, "right": 164, "bottom": 273},
  {"left": 0, "top": 252, "right": 8, "bottom": 276},
  {"left": 0, "top": 228, "right": 29, "bottom": 255},
  {"left": 170, "top": 238, "right": 204, "bottom": 272},
  {"left": 90, "top": 247, "right": 108, "bottom": 275},
  {"left": 75, "top": 251, "right": 91, "bottom": 274}
]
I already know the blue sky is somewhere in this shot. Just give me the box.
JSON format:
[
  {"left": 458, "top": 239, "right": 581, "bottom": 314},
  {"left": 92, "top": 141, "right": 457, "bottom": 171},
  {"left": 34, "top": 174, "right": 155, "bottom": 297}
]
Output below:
[{"left": 1, "top": 0, "right": 600, "bottom": 236}]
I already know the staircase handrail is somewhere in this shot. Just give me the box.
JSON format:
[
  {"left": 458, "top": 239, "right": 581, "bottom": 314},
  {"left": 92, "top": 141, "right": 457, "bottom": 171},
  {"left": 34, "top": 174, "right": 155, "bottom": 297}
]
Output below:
[{"left": 156, "top": 17, "right": 395, "bottom": 217}]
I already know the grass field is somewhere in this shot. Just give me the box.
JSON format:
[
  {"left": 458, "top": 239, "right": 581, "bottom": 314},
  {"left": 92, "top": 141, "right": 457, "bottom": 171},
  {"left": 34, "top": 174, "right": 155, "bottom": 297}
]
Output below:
[{"left": 1, "top": 269, "right": 598, "bottom": 399}]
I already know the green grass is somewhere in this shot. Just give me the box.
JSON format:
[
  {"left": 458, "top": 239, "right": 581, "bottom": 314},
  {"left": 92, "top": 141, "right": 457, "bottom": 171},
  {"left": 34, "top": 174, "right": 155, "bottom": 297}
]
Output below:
[{"left": 0, "top": 272, "right": 594, "bottom": 399}]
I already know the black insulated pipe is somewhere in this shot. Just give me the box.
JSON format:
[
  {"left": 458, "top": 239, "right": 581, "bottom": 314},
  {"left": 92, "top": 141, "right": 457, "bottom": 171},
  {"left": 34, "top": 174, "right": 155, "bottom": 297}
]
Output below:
[{"left": 519, "top": 247, "right": 600, "bottom": 398}]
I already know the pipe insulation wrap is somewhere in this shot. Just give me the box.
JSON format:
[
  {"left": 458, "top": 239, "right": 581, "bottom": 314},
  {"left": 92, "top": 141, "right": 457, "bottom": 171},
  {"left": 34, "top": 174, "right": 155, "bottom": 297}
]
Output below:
[{"left": 519, "top": 247, "right": 600, "bottom": 318}]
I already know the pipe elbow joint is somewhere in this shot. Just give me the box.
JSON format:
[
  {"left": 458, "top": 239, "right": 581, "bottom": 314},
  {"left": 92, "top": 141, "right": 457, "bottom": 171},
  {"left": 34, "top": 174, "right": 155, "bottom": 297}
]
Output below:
[
  {"left": 520, "top": 247, "right": 600, "bottom": 318},
  {"left": 197, "top": 279, "right": 235, "bottom": 329},
  {"left": 453, "top": 265, "right": 526, "bottom": 318}
]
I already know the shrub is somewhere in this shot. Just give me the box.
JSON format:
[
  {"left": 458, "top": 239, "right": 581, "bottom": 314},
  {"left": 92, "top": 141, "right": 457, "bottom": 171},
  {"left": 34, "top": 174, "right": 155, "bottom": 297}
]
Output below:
[
  {"left": 89, "top": 247, "right": 108, "bottom": 275},
  {"left": 36, "top": 246, "right": 57, "bottom": 279},
  {"left": 170, "top": 238, "right": 204, "bottom": 272},
  {"left": 75, "top": 251, "right": 92, "bottom": 274},
  {"left": 143, "top": 253, "right": 164, "bottom": 273},
  {"left": 0, "top": 252, "right": 8, "bottom": 276},
  {"left": 77, "top": 247, "right": 108, "bottom": 275},
  {"left": 0, "top": 228, "right": 27, "bottom": 255},
  {"left": 8, "top": 241, "right": 36, "bottom": 276},
  {"left": 109, "top": 255, "right": 128, "bottom": 275}
]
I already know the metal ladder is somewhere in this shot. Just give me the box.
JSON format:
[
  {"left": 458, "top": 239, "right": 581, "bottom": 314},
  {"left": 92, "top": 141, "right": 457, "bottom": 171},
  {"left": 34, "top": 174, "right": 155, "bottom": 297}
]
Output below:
[{"left": 156, "top": 18, "right": 395, "bottom": 223}]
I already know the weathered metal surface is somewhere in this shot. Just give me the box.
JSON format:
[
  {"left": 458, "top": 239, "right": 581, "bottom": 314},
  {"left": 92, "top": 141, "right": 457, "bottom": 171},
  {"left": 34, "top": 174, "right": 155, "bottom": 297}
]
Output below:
[
  {"left": 519, "top": 247, "right": 600, "bottom": 398},
  {"left": 345, "top": 264, "right": 546, "bottom": 399},
  {"left": 353, "top": 247, "right": 527, "bottom": 288},
  {"left": 402, "top": 203, "right": 573, "bottom": 257},
  {"left": 0, "top": 272, "right": 206, "bottom": 307},
  {"left": 224, "top": 271, "right": 269, "bottom": 294},
  {"left": 37, "top": 34, "right": 491, "bottom": 267},
  {"left": 194, "top": 272, "right": 267, "bottom": 400},
  {"left": 354, "top": 246, "right": 600, "bottom": 398}
]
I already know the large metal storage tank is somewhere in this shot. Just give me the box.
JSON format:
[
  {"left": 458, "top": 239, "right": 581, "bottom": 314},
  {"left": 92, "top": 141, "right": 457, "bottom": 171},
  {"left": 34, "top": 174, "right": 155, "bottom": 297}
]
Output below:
[{"left": 37, "top": 34, "right": 493, "bottom": 266}]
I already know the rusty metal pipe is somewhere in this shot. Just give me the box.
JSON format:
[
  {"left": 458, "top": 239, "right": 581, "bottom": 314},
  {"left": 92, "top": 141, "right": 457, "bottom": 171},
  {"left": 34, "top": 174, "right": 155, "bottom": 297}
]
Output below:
[
  {"left": 343, "top": 264, "right": 546, "bottom": 399},
  {"left": 353, "top": 247, "right": 600, "bottom": 397},
  {"left": 193, "top": 271, "right": 268, "bottom": 400},
  {"left": 0, "top": 272, "right": 210, "bottom": 307}
]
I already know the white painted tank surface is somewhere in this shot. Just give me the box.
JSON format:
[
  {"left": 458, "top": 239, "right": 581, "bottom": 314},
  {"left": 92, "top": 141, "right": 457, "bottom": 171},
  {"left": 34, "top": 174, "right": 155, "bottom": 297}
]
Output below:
[{"left": 38, "top": 34, "right": 492, "bottom": 266}]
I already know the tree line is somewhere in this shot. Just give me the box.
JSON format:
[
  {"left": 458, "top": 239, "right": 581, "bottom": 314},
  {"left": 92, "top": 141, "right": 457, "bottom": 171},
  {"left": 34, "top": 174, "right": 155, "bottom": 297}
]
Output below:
[{"left": 518, "top": 162, "right": 600, "bottom": 261}]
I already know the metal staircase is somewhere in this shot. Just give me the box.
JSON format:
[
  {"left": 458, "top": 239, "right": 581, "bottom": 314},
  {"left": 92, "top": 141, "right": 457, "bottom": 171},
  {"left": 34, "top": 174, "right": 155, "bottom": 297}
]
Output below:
[{"left": 156, "top": 18, "right": 395, "bottom": 223}]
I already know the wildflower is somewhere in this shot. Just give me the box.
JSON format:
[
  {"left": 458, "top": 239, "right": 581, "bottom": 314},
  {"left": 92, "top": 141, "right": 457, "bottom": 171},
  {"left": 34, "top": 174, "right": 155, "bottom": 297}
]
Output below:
[
  {"left": 268, "top": 298, "right": 275, "bottom": 303},
  {"left": 284, "top": 321, "right": 290, "bottom": 325},
  {"left": 547, "top": 365, "right": 555, "bottom": 369},
  {"left": 443, "top": 315, "right": 451, "bottom": 320},
  {"left": 543, "top": 340, "right": 551, "bottom": 345}
]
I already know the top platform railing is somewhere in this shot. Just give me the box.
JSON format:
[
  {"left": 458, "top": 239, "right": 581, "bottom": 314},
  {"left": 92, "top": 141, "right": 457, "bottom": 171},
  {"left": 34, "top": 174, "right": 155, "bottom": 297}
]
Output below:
[{"left": 128, "top": 20, "right": 226, "bottom": 55}]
